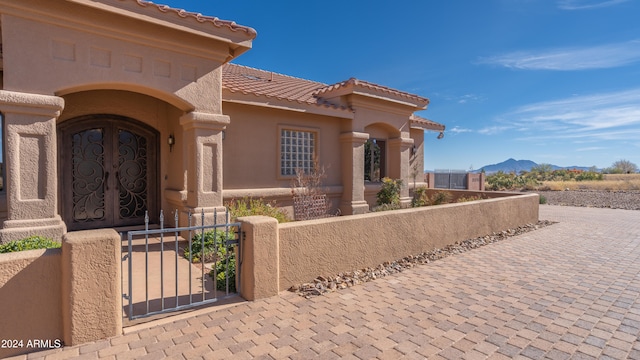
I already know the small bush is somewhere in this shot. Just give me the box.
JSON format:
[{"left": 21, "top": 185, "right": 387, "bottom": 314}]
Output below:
[
  {"left": 575, "top": 171, "right": 603, "bottom": 181},
  {"left": 457, "top": 195, "right": 483, "bottom": 203},
  {"left": 0, "top": 236, "right": 60, "bottom": 253},
  {"left": 376, "top": 177, "right": 402, "bottom": 206},
  {"left": 184, "top": 230, "right": 233, "bottom": 263},
  {"left": 539, "top": 195, "right": 547, "bottom": 204},
  {"left": 184, "top": 230, "right": 236, "bottom": 292},
  {"left": 372, "top": 203, "right": 401, "bottom": 212},
  {"left": 227, "top": 197, "right": 289, "bottom": 223},
  {"left": 429, "top": 191, "right": 453, "bottom": 205},
  {"left": 411, "top": 187, "right": 430, "bottom": 207},
  {"left": 486, "top": 171, "right": 516, "bottom": 190}
]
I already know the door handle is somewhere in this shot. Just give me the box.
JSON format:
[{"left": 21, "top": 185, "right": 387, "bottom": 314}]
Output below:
[{"left": 105, "top": 171, "right": 109, "bottom": 190}]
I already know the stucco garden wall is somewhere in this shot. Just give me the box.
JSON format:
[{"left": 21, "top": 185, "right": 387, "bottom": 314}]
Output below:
[
  {"left": 239, "top": 192, "right": 539, "bottom": 299},
  {"left": 0, "top": 229, "right": 121, "bottom": 358},
  {"left": 0, "top": 249, "right": 63, "bottom": 358}
]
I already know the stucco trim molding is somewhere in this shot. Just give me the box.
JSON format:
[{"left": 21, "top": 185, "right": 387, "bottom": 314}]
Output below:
[
  {"left": 179, "top": 111, "right": 230, "bottom": 131},
  {"left": 0, "top": 91, "right": 65, "bottom": 116},
  {"left": 387, "top": 137, "right": 415, "bottom": 150},
  {"left": 339, "top": 131, "right": 369, "bottom": 144}
]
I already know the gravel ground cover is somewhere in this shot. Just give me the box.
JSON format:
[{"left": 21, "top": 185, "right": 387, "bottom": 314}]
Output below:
[{"left": 536, "top": 189, "right": 640, "bottom": 210}]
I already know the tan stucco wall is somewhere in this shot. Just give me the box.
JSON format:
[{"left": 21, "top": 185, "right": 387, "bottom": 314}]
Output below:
[
  {"left": 0, "top": 229, "right": 126, "bottom": 356},
  {"left": 0, "top": 249, "right": 63, "bottom": 358},
  {"left": 62, "top": 229, "right": 122, "bottom": 346},
  {"left": 277, "top": 193, "right": 539, "bottom": 291},
  {"left": 222, "top": 102, "right": 343, "bottom": 190},
  {"left": 1, "top": 4, "right": 231, "bottom": 113}
]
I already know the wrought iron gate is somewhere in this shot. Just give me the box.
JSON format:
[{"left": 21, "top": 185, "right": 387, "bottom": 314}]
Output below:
[
  {"left": 121, "top": 208, "right": 241, "bottom": 320},
  {"left": 434, "top": 170, "right": 468, "bottom": 189}
]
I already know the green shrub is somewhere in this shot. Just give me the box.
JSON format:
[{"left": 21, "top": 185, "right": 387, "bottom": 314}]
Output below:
[
  {"left": 376, "top": 177, "right": 402, "bottom": 206},
  {"left": 429, "top": 191, "right": 453, "bottom": 205},
  {"left": 576, "top": 171, "right": 603, "bottom": 181},
  {"left": 0, "top": 236, "right": 60, "bottom": 253},
  {"left": 411, "top": 187, "right": 430, "bottom": 207},
  {"left": 227, "top": 197, "right": 289, "bottom": 223},
  {"left": 456, "top": 195, "right": 483, "bottom": 203},
  {"left": 184, "top": 230, "right": 233, "bottom": 263},
  {"left": 372, "top": 203, "right": 401, "bottom": 212},
  {"left": 184, "top": 230, "right": 236, "bottom": 292},
  {"left": 539, "top": 195, "right": 547, "bottom": 204},
  {"left": 486, "top": 171, "right": 516, "bottom": 190},
  {"left": 486, "top": 171, "right": 540, "bottom": 190}
]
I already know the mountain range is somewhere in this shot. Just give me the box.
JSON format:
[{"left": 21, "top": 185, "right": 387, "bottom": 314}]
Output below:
[{"left": 475, "top": 158, "right": 596, "bottom": 174}]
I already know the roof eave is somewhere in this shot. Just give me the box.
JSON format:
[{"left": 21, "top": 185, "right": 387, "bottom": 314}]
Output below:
[
  {"left": 66, "top": 0, "right": 256, "bottom": 59},
  {"left": 222, "top": 90, "right": 354, "bottom": 119}
]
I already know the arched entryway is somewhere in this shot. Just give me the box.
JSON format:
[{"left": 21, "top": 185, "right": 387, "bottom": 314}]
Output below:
[{"left": 58, "top": 115, "right": 159, "bottom": 231}]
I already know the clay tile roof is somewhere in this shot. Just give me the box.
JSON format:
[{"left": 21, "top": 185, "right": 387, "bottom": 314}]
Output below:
[
  {"left": 128, "top": 0, "right": 257, "bottom": 38},
  {"left": 314, "top": 78, "right": 430, "bottom": 106},
  {"left": 410, "top": 114, "right": 445, "bottom": 132},
  {"left": 222, "top": 63, "right": 348, "bottom": 110}
]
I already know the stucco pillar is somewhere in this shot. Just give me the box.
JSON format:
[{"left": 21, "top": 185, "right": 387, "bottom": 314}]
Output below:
[
  {"left": 0, "top": 90, "right": 66, "bottom": 242},
  {"left": 62, "top": 229, "right": 122, "bottom": 346},
  {"left": 339, "top": 132, "right": 370, "bottom": 215},
  {"left": 237, "top": 216, "right": 279, "bottom": 300},
  {"left": 388, "top": 137, "right": 414, "bottom": 208},
  {"left": 179, "top": 111, "right": 228, "bottom": 223}
]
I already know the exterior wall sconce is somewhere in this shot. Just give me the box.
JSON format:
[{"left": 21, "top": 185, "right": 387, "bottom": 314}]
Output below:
[
  {"left": 411, "top": 145, "right": 417, "bottom": 157},
  {"left": 168, "top": 133, "right": 175, "bottom": 152},
  {"left": 437, "top": 132, "right": 445, "bottom": 140},
  {"left": 222, "top": 130, "right": 226, "bottom": 140}
]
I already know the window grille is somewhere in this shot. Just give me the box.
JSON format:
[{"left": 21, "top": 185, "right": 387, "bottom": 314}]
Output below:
[{"left": 280, "top": 129, "right": 315, "bottom": 176}]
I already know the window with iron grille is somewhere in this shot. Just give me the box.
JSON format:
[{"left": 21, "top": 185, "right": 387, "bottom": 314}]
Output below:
[{"left": 280, "top": 129, "right": 316, "bottom": 176}]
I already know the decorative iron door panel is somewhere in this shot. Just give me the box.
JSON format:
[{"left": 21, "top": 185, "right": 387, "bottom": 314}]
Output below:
[
  {"left": 60, "top": 116, "right": 158, "bottom": 231},
  {"left": 115, "top": 127, "right": 152, "bottom": 226}
]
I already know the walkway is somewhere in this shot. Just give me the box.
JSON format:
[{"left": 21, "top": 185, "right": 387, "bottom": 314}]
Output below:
[{"left": 9, "top": 205, "right": 640, "bottom": 359}]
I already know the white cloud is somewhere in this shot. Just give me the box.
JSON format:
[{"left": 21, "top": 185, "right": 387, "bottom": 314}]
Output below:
[
  {"left": 499, "top": 88, "right": 640, "bottom": 142},
  {"left": 558, "top": 0, "right": 629, "bottom": 10},
  {"left": 457, "top": 94, "right": 485, "bottom": 104},
  {"left": 478, "top": 126, "right": 512, "bottom": 135},
  {"left": 576, "top": 146, "right": 607, "bottom": 151},
  {"left": 478, "top": 40, "right": 640, "bottom": 70},
  {"left": 449, "top": 126, "right": 473, "bottom": 134}
]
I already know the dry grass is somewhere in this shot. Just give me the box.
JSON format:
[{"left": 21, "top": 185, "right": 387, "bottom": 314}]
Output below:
[{"left": 541, "top": 174, "right": 640, "bottom": 191}]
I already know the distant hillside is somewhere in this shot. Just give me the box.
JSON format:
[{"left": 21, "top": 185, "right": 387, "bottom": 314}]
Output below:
[
  {"left": 476, "top": 158, "right": 596, "bottom": 174},
  {"left": 477, "top": 158, "right": 537, "bottom": 174}
]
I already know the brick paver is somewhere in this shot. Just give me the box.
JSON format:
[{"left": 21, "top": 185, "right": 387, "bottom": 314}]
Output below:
[{"left": 6, "top": 205, "right": 640, "bottom": 359}]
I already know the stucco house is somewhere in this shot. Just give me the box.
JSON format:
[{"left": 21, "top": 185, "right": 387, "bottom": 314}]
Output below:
[{"left": 0, "top": 0, "right": 444, "bottom": 243}]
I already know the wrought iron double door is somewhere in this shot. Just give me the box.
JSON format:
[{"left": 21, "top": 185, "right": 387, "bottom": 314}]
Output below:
[{"left": 60, "top": 116, "right": 158, "bottom": 231}]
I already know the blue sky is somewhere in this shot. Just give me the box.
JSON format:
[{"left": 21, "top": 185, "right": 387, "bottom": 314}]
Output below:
[{"left": 163, "top": 0, "right": 640, "bottom": 171}]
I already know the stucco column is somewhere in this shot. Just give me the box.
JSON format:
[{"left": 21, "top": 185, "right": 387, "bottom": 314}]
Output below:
[
  {"left": 388, "top": 137, "right": 414, "bottom": 208},
  {"left": 179, "top": 111, "right": 228, "bottom": 222},
  {"left": 0, "top": 90, "right": 66, "bottom": 242},
  {"left": 339, "top": 132, "right": 370, "bottom": 215},
  {"left": 237, "top": 216, "right": 279, "bottom": 300},
  {"left": 62, "top": 229, "right": 122, "bottom": 346}
]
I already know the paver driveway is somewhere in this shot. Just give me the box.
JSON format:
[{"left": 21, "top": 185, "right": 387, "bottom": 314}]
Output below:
[{"left": 8, "top": 205, "right": 640, "bottom": 360}]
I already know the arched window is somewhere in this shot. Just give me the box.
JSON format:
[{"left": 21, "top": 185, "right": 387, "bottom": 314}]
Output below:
[{"left": 364, "top": 139, "right": 385, "bottom": 182}]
